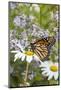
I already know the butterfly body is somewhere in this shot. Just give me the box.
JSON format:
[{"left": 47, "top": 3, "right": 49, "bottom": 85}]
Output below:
[{"left": 30, "top": 36, "right": 56, "bottom": 60}]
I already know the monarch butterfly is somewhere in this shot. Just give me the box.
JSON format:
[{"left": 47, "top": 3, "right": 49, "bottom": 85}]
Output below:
[{"left": 30, "top": 36, "right": 56, "bottom": 60}]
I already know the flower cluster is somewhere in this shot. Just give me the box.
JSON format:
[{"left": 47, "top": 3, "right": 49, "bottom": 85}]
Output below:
[
  {"left": 14, "top": 14, "right": 35, "bottom": 29},
  {"left": 27, "top": 24, "right": 49, "bottom": 38}
]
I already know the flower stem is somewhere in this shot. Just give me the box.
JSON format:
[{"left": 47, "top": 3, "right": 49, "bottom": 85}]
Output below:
[{"left": 24, "top": 62, "right": 29, "bottom": 82}]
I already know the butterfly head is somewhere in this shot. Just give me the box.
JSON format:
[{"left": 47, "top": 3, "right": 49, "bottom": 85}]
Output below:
[{"left": 30, "top": 43, "right": 36, "bottom": 50}]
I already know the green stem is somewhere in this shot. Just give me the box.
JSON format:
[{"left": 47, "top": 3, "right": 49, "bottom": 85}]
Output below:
[{"left": 24, "top": 62, "right": 29, "bottom": 82}]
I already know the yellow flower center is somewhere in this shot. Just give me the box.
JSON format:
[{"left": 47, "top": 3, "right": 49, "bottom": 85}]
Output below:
[
  {"left": 50, "top": 65, "right": 58, "bottom": 72},
  {"left": 24, "top": 51, "right": 34, "bottom": 56}
]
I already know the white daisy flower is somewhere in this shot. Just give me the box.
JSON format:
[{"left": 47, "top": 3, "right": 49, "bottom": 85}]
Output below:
[
  {"left": 40, "top": 61, "right": 58, "bottom": 80},
  {"left": 11, "top": 43, "right": 40, "bottom": 63}
]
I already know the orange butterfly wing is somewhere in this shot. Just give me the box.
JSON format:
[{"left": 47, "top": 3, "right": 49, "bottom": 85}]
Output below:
[{"left": 30, "top": 37, "right": 55, "bottom": 60}]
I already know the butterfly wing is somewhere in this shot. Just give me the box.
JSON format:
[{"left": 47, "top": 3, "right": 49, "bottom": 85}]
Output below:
[
  {"left": 32, "top": 44, "right": 48, "bottom": 60},
  {"left": 32, "top": 37, "right": 55, "bottom": 46},
  {"left": 30, "top": 36, "right": 55, "bottom": 60}
]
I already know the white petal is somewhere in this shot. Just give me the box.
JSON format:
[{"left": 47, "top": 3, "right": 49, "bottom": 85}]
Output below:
[
  {"left": 40, "top": 64, "right": 49, "bottom": 68},
  {"left": 14, "top": 57, "right": 18, "bottom": 62},
  {"left": 40, "top": 61, "right": 49, "bottom": 67},
  {"left": 26, "top": 56, "right": 32, "bottom": 63},
  {"left": 21, "top": 55, "right": 25, "bottom": 61},
  {"left": 44, "top": 61, "right": 51, "bottom": 67},
  {"left": 41, "top": 68, "right": 47, "bottom": 71},
  {"left": 15, "top": 52, "right": 21, "bottom": 58},
  {"left": 41, "top": 68, "right": 50, "bottom": 75},
  {"left": 45, "top": 71, "right": 51, "bottom": 76},
  {"left": 48, "top": 73, "right": 53, "bottom": 80},
  {"left": 44, "top": 61, "right": 53, "bottom": 67},
  {"left": 40, "top": 61, "right": 53, "bottom": 68},
  {"left": 14, "top": 52, "right": 23, "bottom": 62},
  {"left": 42, "top": 70, "right": 47, "bottom": 75},
  {"left": 43, "top": 61, "right": 49, "bottom": 65},
  {"left": 14, "top": 54, "right": 19, "bottom": 61},
  {"left": 39, "top": 63, "right": 45, "bottom": 67},
  {"left": 54, "top": 72, "right": 58, "bottom": 80},
  {"left": 11, "top": 50, "right": 19, "bottom": 53},
  {"left": 18, "top": 53, "right": 25, "bottom": 59}
]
